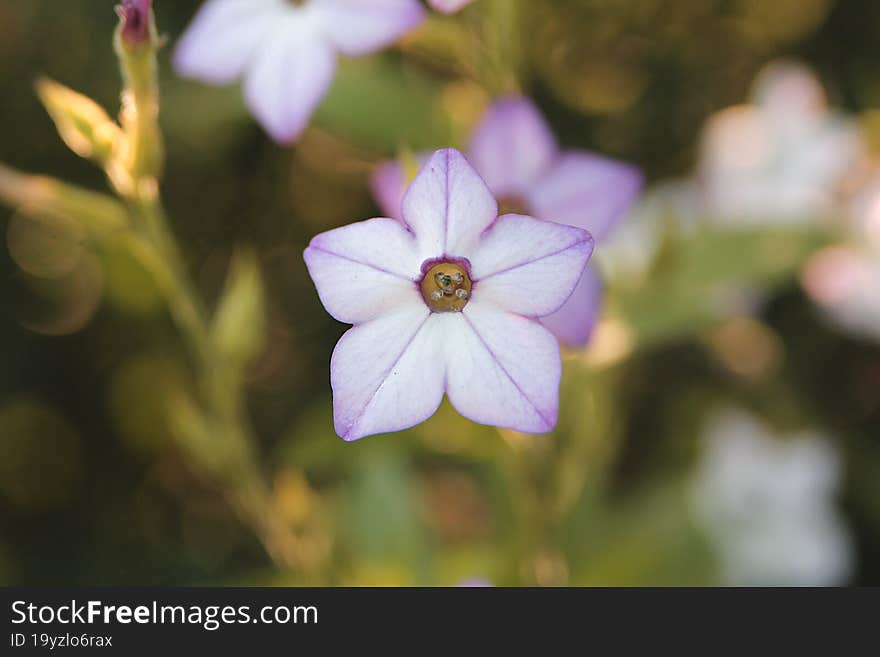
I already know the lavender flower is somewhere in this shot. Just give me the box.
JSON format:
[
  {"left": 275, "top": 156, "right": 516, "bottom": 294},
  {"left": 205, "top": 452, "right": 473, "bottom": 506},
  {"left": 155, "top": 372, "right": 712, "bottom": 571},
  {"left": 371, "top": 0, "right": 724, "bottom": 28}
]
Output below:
[
  {"left": 304, "top": 149, "right": 594, "bottom": 441},
  {"left": 372, "top": 96, "right": 642, "bottom": 346},
  {"left": 174, "top": 0, "right": 426, "bottom": 143}
]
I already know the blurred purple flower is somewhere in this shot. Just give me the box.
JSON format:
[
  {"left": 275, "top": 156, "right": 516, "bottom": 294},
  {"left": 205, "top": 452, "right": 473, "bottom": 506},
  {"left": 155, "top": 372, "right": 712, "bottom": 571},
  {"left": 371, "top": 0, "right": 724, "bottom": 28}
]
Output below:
[
  {"left": 116, "top": 0, "right": 153, "bottom": 46},
  {"left": 305, "top": 148, "right": 594, "bottom": 441},
  {"left": 429, "top": 0, "right": 474, "bottom": 13},
  {"left": 372, "top": 96, "right": 642, "bottom": 346},
  {"left": 458, "top": 577, "right": 493, "bottom": 587},
  {"left": 174, "top": 0, "right": 425, "bottom": 143}
]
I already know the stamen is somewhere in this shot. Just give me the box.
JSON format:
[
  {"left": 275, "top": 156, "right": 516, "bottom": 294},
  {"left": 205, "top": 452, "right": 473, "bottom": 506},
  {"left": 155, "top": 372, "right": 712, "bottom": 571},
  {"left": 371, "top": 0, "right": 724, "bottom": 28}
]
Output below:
[{"left": 420, "top": 261, "right": 472, "bottom": 312}]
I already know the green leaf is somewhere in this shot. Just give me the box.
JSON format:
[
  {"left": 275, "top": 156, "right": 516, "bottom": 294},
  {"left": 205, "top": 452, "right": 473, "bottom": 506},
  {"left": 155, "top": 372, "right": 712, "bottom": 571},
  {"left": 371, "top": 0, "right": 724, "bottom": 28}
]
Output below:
[
  {"left": 611, "top": 226, "right": 826, "bottom": 348},
  {"left": 211, "top": 249, "right": 267, "bottom": 370},
  {"left": 35, "top": 77, "right": 122, "bottom": 166},
  {"left": 0, "top": 163, "right": 130, "bottom": 238},
  {"left": 315, "top": 57, "right": 450, "bottom": 151}
]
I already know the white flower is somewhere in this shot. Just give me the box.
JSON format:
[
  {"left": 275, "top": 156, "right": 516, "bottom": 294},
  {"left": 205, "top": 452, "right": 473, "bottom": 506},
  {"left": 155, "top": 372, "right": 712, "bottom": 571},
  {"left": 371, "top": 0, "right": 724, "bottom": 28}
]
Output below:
[
  {"left": 698, "top": 60, "right": 862, "bottom": 226},
  {"left": 802, "top": 171, "right": 880, "bottom": 341},
  {"left": 692, "top": 407, "right": 854, "bottom": 586},
  {"left": 174, "top": 0, "right": 425, "bottom": 142}
]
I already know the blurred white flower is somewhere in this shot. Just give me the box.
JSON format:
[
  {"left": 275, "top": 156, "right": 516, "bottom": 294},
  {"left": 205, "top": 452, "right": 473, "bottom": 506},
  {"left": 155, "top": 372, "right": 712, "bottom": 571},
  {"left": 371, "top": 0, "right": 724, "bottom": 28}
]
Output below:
[
  {"left": 692, "top": 408, "right": 854, "bottom": 586},
  {"left": 598, "top": 178, "right": 701, "bottom": 284},
  {"left": 698, "top": 60, "right": 862, "bottom": 226},
  {"left": 174, "top": 0, "right": 425, "bottom": 143},
  {"left": 802, "top": 171, "right": 880, "bottom": 341}
]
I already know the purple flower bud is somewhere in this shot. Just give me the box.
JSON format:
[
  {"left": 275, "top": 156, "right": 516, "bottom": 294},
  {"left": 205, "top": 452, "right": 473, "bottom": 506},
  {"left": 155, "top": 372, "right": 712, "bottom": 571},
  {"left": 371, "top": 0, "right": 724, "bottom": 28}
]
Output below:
[{"left": 116, "top": 0, "right": 153, "bottom": 47}]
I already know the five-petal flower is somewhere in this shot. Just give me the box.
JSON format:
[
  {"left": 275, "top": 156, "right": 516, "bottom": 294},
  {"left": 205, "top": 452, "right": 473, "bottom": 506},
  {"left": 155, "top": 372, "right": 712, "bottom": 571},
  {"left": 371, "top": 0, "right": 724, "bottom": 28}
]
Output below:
[
  {"left": 304, "top": 148, "right": 594, "bottom": 441},
  {"left": 174, "top": 0, "right": 426, "bottom": 143},
  {"left": 372, "top": 96, "right": 642, "bottom": 346}
]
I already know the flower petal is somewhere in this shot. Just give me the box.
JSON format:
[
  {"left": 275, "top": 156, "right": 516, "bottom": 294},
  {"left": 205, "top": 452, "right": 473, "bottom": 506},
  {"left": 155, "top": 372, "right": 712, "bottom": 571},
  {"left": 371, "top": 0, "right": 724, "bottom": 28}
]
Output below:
[
  {"left": 528, "top": 152, "right": 643, "bottom": 242},
  {"left": 371, "top": 160, "right": 408, "bottom": 219},
  {"left": 174, "top": 0, "right": 280, "bottom": 84},
  {"left": 802, "top": 246, "right": 880, "bottom": 341},
  {"left": 304, "top": 217, "right": 422, "bottom": 324},
  {"left": 315, "top": 0, "right": 426, "bottom": 57},
  {"left": 243, "top": 15, "right": 336, "bottom": 142},
  {"left": 331, "top": 305, "right": 445, "bottom": 441},
  {"left": 401, "top": 148, "right": 498, "bottom": 260},
  {"left": 467, "top": 96, "right": 558, "bottom": 198},
  {"left": 539, "top": 263, "right": 603, "bottom": 346},
  {"left": 445, "top": 302, "right": 561, "bottom": 433},
  {"left": 371, "top": 154, "right": 430, "bottom": 219},
  {"left": 468, "top": 213, "right": 593, "bottom": 317},
  {"left": 429, "top": 0, "right": 475, "bottom": 14}
]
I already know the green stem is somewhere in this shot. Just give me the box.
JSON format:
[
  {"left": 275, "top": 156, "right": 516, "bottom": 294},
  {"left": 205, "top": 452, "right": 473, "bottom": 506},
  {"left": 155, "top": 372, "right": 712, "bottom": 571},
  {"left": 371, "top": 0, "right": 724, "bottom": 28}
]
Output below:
[
  {"left": 133, "top": 189, "right": 303, "bottom": 568},
  {"left": 112, "top": 8, "right": 302, "bottom": 569}
]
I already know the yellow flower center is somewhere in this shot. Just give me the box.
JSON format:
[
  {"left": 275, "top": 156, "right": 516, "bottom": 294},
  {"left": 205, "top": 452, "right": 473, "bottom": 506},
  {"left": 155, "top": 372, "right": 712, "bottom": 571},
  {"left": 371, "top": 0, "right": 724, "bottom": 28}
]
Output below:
[{"left": 420, "top": 262, "right": 472, "bottom": 312}]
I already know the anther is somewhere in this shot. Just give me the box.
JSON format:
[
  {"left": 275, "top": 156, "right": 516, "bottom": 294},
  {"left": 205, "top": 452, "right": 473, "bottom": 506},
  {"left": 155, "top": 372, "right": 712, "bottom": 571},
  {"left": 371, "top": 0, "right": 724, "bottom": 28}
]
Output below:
[{"left": 420, "top": 261, "right": 472, "bottom": 312}]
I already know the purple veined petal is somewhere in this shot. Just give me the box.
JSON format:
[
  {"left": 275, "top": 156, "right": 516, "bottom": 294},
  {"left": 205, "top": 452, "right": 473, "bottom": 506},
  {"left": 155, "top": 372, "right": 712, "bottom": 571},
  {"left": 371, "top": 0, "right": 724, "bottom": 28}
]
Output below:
[
  {"left": 528, "top": 152, "right": 644, "bottom": 242},
  {"left": 331, "top": 304, "right": 446, "bottom": 441},
  {"left": 445, "top": 301, "right": 561, "bottom": 434},
  {"left": 429, "top": 0, "right": 475, "bottom": 14},
  {"left": 304, "top": 218, "right": 423, "bottom": 324},
  {"left": 539, "top": 262, "right": 603, "bottom": 347},
  {"left": 401, "top": 149, "right": 498, "bottom": 261},
  {"left": 174, "top": 0, "right": 280, "bottom": 84},
  {"left": 467, "top": 95, "right": 558, "bottom": 199},
  {"left": 315, "top": 0, "right": 426, "bottom": 57},
  {"left": 243, "top": 14, "right": 337, "bottom": 143},
  {"left": 471, "top": 213, "right": 593, "bottom": 318}
]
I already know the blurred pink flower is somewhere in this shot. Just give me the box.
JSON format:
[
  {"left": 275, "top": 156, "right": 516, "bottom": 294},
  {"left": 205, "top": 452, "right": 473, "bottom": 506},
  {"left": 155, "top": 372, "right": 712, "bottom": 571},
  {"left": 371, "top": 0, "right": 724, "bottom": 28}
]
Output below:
[
  {"left": 174, "top": 0, "right": 425, "bottom": 143},
  {"left": 429, "top": 0, "right": 474, "bottom": 13},
  {"left": 698, "top": 60, "right": 862, "bottom": 225},
  {"left": 304, "top": 148, "right": 594, "bottom": 441},
  {"left": 372, "top": 96, "right": 642, "bottom": 346},
  {"left": 802, "top": 173, "right": 880, "bottom": 341}
]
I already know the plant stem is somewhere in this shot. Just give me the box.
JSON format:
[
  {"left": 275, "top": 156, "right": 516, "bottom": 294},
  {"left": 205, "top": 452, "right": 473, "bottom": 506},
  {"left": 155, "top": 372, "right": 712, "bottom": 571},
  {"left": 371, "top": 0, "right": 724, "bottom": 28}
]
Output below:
[{"left": 132, "top": 185, "right": 303, "bottom": 569}]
